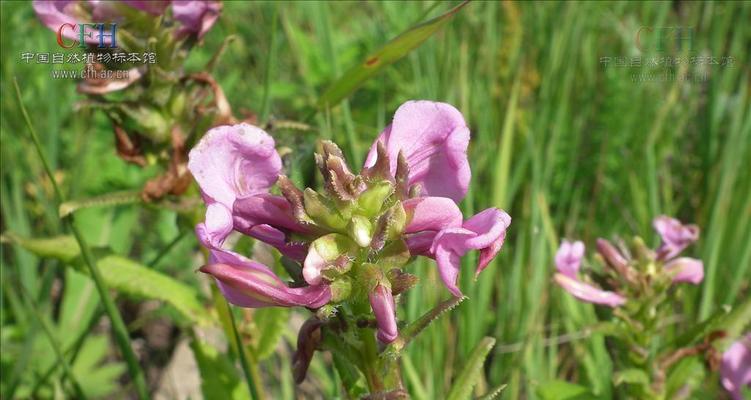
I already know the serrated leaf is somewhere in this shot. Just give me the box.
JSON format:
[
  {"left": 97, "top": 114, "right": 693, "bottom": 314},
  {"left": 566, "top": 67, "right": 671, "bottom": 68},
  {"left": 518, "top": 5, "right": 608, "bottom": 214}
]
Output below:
[
  {"left": 536, "top": 380, "right": 600, "bottom": 400},
  {"left": 252, "top": 307, "right": 289, "bottom": 360},
  {"left": 5, "top": 234, "right": 212, "bottom": 326},
  {"left": 384, "top": 296, "right": 465, "bottom": 356},
  {"left": 446, "top": 337, "right": 496, "bottom": 400},
  {"left": 191, "top": 339, "right": 247, "bottom": 400},
  {"left": 317, "top": 1, "right": 469, "bottom": 108},
  {"left": 475, "top": 384, "right": 507, "bottom": 400}
]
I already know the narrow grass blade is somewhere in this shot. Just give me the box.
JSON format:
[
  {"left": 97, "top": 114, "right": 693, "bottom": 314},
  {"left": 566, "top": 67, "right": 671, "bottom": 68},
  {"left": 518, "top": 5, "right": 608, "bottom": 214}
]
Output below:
[
  {"left": 317, "top": 1, "right": 469, "bottom": 109},
  {"left": 13, "top": 78, "right": 151, "bottom": 400}
]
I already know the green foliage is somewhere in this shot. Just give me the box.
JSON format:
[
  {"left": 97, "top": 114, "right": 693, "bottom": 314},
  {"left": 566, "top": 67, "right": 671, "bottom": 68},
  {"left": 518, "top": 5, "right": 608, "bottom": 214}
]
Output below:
[
  {"left": 446, "top": 337, "right": 496, "bottom": 400},
  {"left": 4, "top": 234, "right": 211, "bottom": 326},
  {"left": 2, "top": 0, "right": 750, "bottom": 398}
]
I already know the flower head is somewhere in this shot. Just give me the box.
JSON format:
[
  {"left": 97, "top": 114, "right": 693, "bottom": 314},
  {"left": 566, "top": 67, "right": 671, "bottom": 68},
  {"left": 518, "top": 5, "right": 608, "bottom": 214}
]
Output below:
[{"left": 188, "top": 100, "right": 511, "bottom": 344}]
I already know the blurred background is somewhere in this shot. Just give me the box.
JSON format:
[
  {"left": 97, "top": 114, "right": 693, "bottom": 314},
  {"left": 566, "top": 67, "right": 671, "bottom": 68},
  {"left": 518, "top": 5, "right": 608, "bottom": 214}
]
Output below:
[{"left": 1, "top": 1, "right": 749, "bottom": 399}]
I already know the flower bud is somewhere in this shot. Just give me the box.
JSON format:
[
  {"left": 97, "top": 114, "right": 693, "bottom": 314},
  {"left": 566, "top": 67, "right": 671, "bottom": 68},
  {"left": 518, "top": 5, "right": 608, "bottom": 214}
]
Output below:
[
  {"left": 303, "top": 234, "right": 358, "bottom": 285},
  {"left": 369, "top": 284, "right": 398, "bottom": 343},
  {"left": 293, "top": 318, "right": 324, "bottom": 384},
  {"left": 357, "top": 180, "right": 394, "bottom": 217},
  {"left": 596, "top": 239, "right": 637, "bottom": 284}
]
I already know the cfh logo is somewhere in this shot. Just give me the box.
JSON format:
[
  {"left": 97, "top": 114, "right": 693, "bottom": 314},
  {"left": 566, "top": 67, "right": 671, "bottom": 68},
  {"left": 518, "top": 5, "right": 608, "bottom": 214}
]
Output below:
[
  {"left": 636, "top": 26, "right": 694, "bottom": 53},
  {"left": 56, "top": 23, "right": 118, "bottom": 49}
]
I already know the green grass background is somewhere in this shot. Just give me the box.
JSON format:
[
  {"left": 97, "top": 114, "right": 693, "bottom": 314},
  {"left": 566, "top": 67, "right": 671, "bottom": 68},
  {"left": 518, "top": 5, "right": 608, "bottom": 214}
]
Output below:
[{"left": 1, "top": 1, "right": 749, "bottom": 399}]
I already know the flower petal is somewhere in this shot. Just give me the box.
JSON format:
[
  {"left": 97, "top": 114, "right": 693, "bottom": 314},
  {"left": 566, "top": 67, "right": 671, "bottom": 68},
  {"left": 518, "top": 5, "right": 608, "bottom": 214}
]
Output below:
[
  {"left": 721, "top": 334, "right": 751, "bottom": 400},
  {"left": 433, "top": 228, "right": 475, "bottom": 297},
  {"left": 554, "top": 273, "right": 626, "bottom": 307},
  {"left": 244, "top": 224, "right": 307, "bottom": 261},
  {"left": 188, "top": 123, "right": 281, "bottom": 210},
  {"left": 364, "top": 101, "right": 471, "bottom": 202},
  {"left": 369, "top": 284, "right": 398, "bottom": 343},
  {"left": 403, "top": 196, "right": 463, "bottom": 234},
  {"left": 32, "top": 1, "right": 97, "bottom": 43},
  {"left": 233, "top": 194, "right": 307, "bottom": 233},
  {"left": 653, "top": 215, "right": 699, "bottom": 260},
  {"left": 555, "top": 240, "right": 585, "bottom": 279},
  {"left": 196, "top": 202, "right": 233, "bottom": 248},
  {"left": 202, "top": 248, "right": 330, "bottom": 308},
  {"left": 664, "top": 257, "right": 704, "bottom": 284},
  {"left": 462, "top": 208, "right": 511, "bottom": 274}
]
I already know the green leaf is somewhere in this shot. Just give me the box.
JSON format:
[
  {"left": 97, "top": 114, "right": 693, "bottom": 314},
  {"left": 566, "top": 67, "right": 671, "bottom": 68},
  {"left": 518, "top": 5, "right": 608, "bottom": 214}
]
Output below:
[
  {"left": 72, "top": 335, "right": 126, "bottom": 399},
  {"left": 190, "top": 339, "right": 247, "bottom": 400},
  {"left": 446, "top": 337, "right": 496, "bottom": 400},
  {"left": 669, "top": 296, "right": 751, "bottom": 350},
  {"left": 5, "top": 234, "right": 212, "bottom": 326},
  {"left": 317, "top": 1, "right": 469, "bottom": 108},
  {"left": 536, "top": 380, "right": 600, "bottom": 400},
  {"left": 613, "top": 368, "right": 650, "bottom": 387},
  {"left": 58, "top": 190, "right": 141, "bottom": 218},
  {"left": 251, "top": 307, "right": 289, "bottom": 361}
]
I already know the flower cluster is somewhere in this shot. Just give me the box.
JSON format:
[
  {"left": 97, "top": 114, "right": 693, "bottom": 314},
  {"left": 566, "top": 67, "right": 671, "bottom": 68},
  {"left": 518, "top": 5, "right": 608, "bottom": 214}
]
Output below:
[
  {"left": 189, "top": 101, "right": 511, "bottom": 343},
  {"left": 34, "top": 1, "right": 227, "bottom": 200},
  {"left": 554, "top": 216, "right": 704, "bottom": 307}
]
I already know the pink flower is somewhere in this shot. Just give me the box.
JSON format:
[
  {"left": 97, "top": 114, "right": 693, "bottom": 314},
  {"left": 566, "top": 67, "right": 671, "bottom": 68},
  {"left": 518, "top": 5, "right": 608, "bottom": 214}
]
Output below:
[
  {"left": 188, "top": 123, "right": 282, "bottom": 247},
  {"left": 365, "top": 102, "right": 511, "bottom": 297},
  {"left": 189, "top": 124, "right": 327, "bottom": 309},
  {"left": 653, "top": 215, "right": 699, "bottom": 260},
  {"left": 721, "top": 334, "right": 751, "bottom": 400},
  {"left": 369, "top": 284, "right": 398, "bottom": 343},
  {"left": 553, "top": 240, "right": 626, "bottom": 308},
  {"left": 652, "top": 216, "right": 704, "bottom": 285}
]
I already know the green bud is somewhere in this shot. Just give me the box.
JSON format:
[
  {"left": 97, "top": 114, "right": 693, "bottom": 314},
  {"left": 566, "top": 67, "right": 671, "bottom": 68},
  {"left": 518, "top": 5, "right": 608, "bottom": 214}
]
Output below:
[
  {"left": 349, "top": 215, "right": 373, "bottom": 247},
  {"left": 303, "top": 189, "right": 347, "bottom": 231},
  {"left": 387, "top": 201, "right": 407, "bottom": 240},
  {"left": 357, "top": 180, "right": 394, "bottom": 217}
]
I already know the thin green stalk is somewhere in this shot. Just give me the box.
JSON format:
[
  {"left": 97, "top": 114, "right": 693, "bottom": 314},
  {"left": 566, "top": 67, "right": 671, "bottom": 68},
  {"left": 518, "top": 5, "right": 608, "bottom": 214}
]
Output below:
[
  {"left": 259, "top": 7, "right": 279, "bottom": 124},
  {"left": 19, "top": 283, "right": 87, "bottom": 399},
  {"left": 227, "top": 301, "right": 262, "bottom": 400},
  {"left": 13, "top": 78, "right": 151, "bottom": 400}
]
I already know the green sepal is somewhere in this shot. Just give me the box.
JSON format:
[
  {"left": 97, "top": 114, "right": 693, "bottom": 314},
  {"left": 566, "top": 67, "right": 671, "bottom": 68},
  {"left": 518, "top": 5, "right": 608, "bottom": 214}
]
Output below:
[{"left": 303, "top": 189, "right": 347, "bottom": 231}]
